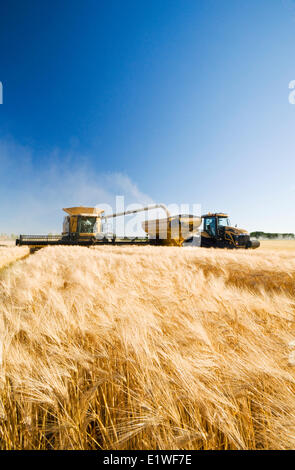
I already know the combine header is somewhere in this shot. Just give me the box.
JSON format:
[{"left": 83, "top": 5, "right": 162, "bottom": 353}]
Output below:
[{"left": 16, "top": 205, "right": 260, "bottom": 251}]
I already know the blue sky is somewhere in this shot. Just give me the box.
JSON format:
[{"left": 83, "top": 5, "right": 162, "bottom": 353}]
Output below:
[{"left": 0, "top": 0, "right": 295, "bottom": 234}]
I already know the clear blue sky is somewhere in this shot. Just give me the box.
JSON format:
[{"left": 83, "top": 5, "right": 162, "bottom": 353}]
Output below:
[{"left": 0, "top": 0, "right": 295, "bottom": 234}]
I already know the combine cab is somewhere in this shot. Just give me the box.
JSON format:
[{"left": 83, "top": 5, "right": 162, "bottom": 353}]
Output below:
[{"left": 62, "top": 206, "right": 104, "bottom": 242}]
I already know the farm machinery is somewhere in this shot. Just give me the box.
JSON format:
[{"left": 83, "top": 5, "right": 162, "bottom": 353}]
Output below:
[
  {"left": 16, "top": 205, "right": 260, "bottom": 251},
  {"left": 199, "top": 213, "right": 260, "bottom": 249}
]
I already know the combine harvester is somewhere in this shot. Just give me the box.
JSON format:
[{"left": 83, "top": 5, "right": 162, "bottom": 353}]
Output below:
[{"left": 16, "top": 205, "right": 260, "bottom": 252}]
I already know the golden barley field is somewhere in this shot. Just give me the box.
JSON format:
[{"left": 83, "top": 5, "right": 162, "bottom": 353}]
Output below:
[
  {"left": 0, "top": 241, "right": 295, "bottom": 450},
  {"left": 0, "top": 246, "right": 29, "bottom": 270},
  {"left": 259, "top": 239, "right": 295, "bottom": 251}
]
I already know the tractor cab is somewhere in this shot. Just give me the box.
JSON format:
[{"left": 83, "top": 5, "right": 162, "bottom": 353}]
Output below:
[{"left": 202, "top": 213, "right": 230, "bottom": 238}]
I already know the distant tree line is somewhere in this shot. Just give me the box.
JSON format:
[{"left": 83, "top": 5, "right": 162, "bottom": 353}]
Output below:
[
  {"left": 0, "top": 233, "right": 18, "bottom": 240},
  {"left": 250, "top": 231, "right": 295, "bottom": 240}
]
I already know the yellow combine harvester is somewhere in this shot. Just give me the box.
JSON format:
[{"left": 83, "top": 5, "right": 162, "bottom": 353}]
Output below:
[{"left": 16, "top": 205, "right": 259, "bottom": 251}]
